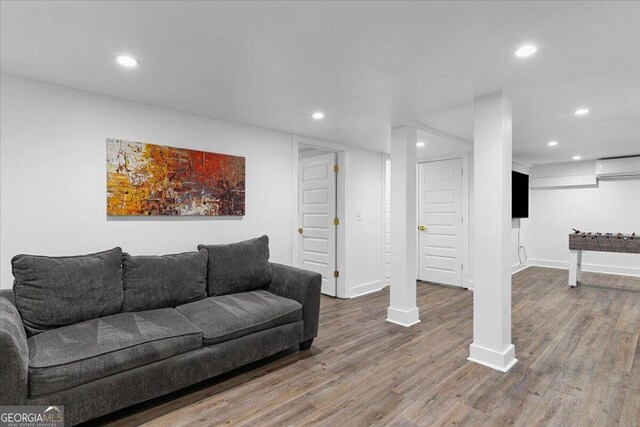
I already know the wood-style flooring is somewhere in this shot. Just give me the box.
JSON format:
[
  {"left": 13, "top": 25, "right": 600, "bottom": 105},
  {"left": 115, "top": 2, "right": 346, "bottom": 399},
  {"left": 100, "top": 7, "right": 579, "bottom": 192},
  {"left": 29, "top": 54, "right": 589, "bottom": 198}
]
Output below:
[{"left": 96, "top": 267, "right": 640, "bottom": 426}]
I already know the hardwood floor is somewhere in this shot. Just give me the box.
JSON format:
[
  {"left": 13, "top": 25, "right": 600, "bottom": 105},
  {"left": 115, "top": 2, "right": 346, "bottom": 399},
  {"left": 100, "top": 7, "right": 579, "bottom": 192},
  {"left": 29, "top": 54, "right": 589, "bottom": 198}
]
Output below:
[{"left": 97, "top": 267, "right": 640, "bottom": 426}]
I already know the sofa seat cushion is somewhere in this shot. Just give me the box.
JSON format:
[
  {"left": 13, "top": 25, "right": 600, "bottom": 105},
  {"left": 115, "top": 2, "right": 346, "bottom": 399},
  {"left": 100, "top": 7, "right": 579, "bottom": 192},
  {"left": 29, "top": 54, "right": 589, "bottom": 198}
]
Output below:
[
  {"left": 27, "top": 308, "right": 202, "bottom": 398},
  {"left": 176, "top": 290, "right": 302, "bottom": 346}
]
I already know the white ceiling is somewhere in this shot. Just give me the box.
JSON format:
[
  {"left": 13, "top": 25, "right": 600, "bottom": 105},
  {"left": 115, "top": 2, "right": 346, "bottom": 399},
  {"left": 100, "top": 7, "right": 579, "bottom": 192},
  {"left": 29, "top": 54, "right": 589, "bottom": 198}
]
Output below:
[{"left": 1, "top": 1, "right": 639, "bottom": 164}]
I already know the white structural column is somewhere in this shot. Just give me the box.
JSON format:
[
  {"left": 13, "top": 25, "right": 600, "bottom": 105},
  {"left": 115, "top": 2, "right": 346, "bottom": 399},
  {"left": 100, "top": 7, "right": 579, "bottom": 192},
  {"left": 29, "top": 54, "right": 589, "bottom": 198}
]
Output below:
[
  {"left": 468, "top": 92, "right": 517, "bottom": 372},
  {"left": 387, "top": 126, "right": 420, "bottom": 326}
]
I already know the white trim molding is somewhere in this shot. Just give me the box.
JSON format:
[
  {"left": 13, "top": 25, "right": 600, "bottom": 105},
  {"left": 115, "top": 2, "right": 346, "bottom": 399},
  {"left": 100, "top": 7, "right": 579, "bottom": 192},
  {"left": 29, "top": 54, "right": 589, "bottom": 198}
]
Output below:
[
  {"left": 511, "top": 260, "right": 532, "bottom": 274},
  {"left": 526, "top": 259, "right": 640, "bottom": 277},
  {"left": 386, "top": 306, "right": 420, "bottom": 327},
  {"left": 468, "top": 343, "right": 518, "bottom": 372},
  {"left": 348, "top": 280, "right": 387, "bottom": 298}
]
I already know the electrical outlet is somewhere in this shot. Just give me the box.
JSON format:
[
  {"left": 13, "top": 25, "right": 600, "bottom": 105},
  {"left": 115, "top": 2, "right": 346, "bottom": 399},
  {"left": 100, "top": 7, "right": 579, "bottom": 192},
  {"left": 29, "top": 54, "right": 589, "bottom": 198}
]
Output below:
[{"left": 357, "top": 212, "right": 362, "bottom": 221}]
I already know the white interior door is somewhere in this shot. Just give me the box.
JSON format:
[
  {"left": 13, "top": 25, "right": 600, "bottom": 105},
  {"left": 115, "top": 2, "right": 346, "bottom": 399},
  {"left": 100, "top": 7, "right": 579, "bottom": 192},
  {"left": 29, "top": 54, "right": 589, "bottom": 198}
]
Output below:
[
  {"left": 418, "top": 158, "right": 463, "bottom": 286},
  {"left": 299, "top": 152, "right": 337, "bottom": 296}
]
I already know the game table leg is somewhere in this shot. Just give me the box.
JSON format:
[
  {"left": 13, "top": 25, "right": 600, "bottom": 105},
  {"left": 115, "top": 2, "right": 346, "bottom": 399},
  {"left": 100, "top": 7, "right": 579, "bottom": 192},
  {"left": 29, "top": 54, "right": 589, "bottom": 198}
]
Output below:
[{"left": 568, "top": 249, "right": 582, "bottom": 288}]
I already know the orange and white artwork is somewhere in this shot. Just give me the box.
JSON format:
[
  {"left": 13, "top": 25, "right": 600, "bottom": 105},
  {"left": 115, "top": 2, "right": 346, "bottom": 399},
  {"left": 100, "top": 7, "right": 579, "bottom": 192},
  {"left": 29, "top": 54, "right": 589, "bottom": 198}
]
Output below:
[{"left": 106, "top": 139, "right": 245, "bottom": 216}]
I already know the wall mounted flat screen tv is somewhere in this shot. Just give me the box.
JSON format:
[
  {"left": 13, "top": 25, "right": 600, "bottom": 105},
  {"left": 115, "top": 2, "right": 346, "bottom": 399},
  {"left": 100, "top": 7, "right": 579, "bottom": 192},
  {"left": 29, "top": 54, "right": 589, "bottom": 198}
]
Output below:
[{"left": 512, "top": 171, "right": 529, "bottom": 218}]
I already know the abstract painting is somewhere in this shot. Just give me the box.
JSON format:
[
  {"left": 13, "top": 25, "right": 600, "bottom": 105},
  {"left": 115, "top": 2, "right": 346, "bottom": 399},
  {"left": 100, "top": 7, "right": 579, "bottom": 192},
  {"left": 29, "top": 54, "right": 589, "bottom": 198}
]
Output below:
[{"left": 107, "top": 139, "right": 245, "bottom": 216}]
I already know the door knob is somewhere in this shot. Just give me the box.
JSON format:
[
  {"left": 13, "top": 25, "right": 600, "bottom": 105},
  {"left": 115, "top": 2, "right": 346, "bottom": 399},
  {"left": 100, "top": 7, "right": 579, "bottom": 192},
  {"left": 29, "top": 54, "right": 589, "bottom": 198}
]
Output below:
[
  {"left": 418, "top": 225, "right": 427, "bottom": 231},
  {"left": 298, "top": 227, "right": 303, "bottom": 234}
]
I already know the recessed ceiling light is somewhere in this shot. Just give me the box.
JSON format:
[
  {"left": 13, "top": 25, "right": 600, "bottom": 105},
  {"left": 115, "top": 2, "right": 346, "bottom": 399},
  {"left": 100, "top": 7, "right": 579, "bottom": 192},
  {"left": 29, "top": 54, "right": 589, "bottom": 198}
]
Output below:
[
  {"left": 515, "top": 45, "right": 537, "bottom": 58},
  {"left": 574, "top": 108, "right": 589, "bottom": 116},
  {"left": 311, "top": 111, "right": 325, "bottom": 120},
  {"left": 115, "top": 55, "right": 139, "bottom": 67},
  {"left": 548, "top": 141, "right": 558, "bottom": 147},
  {"left": 416, "top": 141, "right": 425, "bottom": 147},
  {"left": 573, "top": 155, "right": 582, "bottom": 160}
]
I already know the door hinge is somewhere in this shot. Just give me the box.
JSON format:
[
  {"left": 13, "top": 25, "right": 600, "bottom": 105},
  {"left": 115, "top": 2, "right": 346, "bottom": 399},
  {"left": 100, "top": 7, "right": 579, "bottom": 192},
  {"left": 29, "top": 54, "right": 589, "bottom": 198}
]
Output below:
[
  {"left": 334, "top": 164, "right": 339, "bottom": 173},
  {"left": 461, "top": 216, "right": 463, "bottom": 223},
  {"left": 334, "top": 270, "right": 340, "bottom": 278},
  {"left": 461, "top": 264, "right": 464, "bottom": 271},
  {"left": 334, "top": 217, "right": 340, "bottom": 226}
]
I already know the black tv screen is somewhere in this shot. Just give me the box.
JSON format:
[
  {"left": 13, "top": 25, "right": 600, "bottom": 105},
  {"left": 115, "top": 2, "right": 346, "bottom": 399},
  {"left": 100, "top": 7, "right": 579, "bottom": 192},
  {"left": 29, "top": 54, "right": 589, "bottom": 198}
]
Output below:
[{"left": 512, "top": 171, "right": 529, "bottom": 218}]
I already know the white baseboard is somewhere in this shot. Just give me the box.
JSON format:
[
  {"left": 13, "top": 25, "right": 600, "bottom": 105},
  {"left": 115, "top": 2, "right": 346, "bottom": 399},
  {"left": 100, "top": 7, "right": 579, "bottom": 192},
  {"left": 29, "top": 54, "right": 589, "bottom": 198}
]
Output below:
[
  {"left": 527, "top": 259, "right": 640, "bottom": 277},
  {"left": 386, "top": 306, "right": 420, "bottom": 327},
  {"left": 348, "top": 280, "right": 386, "bottom": 298},
  {"left": 380, "top": 259, "right": 637, "bottom": 297},
  {"left": 468, "top": 343, "right": 517, "bottom": 372},
  {"left": 511, "top": 260, "right": 532, "bottom": 274},
  {"left": 527, "top": 259, "right": 571, "bottom": 270}
]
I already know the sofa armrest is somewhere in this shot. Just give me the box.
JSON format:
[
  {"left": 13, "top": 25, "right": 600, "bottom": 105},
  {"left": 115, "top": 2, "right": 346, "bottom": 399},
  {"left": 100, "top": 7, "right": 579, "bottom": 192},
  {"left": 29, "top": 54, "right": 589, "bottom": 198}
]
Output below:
[
  {"left": 266, "top": 263, "right": 321, "bottom": 342},
  {"left": 0, "top": 289, "right": 29, "bottom": 405}
]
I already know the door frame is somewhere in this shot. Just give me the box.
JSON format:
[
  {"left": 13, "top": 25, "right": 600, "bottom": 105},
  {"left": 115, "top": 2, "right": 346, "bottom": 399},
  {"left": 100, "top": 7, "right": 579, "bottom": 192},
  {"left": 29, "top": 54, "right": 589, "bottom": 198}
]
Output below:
[
  {"left": 381, "top": 154, "right": 391, "bottom": 286},
  {"left": 417, "top": 153, "right": 470, "bottom": 289},
  {"left": 291, "top": 135, "right": 347, "bottom": 298}
]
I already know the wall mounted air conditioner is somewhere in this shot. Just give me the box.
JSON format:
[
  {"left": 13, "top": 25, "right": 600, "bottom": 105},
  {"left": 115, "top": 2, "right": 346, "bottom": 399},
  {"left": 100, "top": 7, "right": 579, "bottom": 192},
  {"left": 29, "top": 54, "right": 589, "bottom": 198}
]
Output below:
[{"left": 596, "top": 156, "right": 640, "bottom": 180}]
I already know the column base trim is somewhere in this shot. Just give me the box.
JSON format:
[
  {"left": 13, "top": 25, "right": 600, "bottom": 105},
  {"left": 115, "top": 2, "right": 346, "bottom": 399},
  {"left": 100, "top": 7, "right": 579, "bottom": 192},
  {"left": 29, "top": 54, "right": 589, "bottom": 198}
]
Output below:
[
  {"left": 386, "top": 306, "right": 420, "bottom": 327},
  {"left": 468, "top": 343, "right": 517, "bottom": 372}
]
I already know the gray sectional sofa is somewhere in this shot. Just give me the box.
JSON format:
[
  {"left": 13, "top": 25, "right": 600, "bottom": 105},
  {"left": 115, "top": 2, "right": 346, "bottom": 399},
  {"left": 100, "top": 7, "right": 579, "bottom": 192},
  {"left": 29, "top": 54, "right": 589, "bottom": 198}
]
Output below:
[{"left": 0, "top": 235, "right": 321, "bottom": 426}]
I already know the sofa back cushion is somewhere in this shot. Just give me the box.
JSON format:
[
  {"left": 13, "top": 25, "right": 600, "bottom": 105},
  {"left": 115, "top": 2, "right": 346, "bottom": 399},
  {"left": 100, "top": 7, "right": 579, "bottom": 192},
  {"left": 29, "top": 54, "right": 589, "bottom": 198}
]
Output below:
[
  {"left": 122, "top": 249, "right": 208, "bottom": 312},
  {"left": 12, "top": 247, "right": 123, "bottom": 336},
  {"left": 198, "top": 235, "right": 273, "bottom": 296}
]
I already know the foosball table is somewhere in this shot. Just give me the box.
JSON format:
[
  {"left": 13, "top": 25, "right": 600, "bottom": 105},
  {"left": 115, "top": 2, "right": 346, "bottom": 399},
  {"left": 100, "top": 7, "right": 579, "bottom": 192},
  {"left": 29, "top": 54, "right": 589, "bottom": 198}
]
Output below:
[{"left": 568, "top": 230, "right": 639, "bottom": 287}]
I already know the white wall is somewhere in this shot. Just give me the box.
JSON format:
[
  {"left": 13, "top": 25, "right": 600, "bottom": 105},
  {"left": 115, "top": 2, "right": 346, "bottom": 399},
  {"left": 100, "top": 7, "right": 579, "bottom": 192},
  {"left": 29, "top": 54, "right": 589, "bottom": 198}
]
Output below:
[
  {"left": 1, "top": 75, "right": 388, "bottom": 295},
  {"left": 467, "top": 155, "right": 533, "bottom": 287},
  {"left": 0, "top": 74, "right": 296, "bottom": 289},
  {"left": 528, "top": 161, "right": 640, "bottom": 276},
  {"left": 344, "top": 148, "right": 385, "bottom": 297}
]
